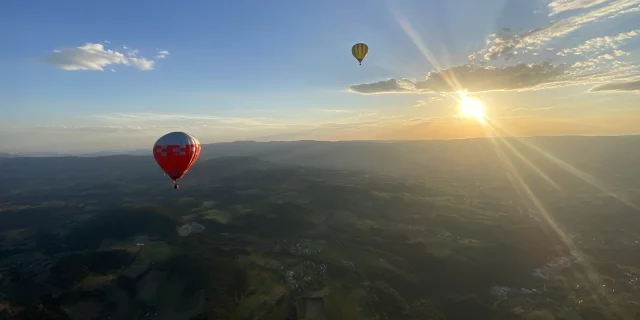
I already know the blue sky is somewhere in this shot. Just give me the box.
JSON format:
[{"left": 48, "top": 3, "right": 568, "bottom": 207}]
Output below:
[{"left": 1, "top": 0, "right": 640, "bottom": 153}]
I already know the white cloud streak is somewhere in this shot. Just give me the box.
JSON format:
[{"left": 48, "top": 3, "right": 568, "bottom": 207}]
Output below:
[
  {"left": 318, "top": 109, "right": 351, "bottom": 113},
  {"left": 88, "top": 112, "right": 291, "bottom": 128},
  {"left": 412, "top": 95, "right": 448, "bottom": 107},
  {"left": 548, "top": 0, "right": 611, "bottom": 16},
  {"left": 557, "top": 29, "right": 640, "bottom": 56},
  {"left": 155, "top": 50, "right": 170, "bottom": 59}
]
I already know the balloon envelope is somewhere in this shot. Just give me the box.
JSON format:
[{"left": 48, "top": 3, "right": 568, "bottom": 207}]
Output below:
[
  {"left": 352, "top": 43, "right": 369, "bottom": 64},
  {"left": 153, "top": 132, "right": 201, "bottom": 182}
]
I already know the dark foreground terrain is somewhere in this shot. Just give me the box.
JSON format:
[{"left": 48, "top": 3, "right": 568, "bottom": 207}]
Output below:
[{"left": 1, "top": 136, "right": 640, "bottom": 319}]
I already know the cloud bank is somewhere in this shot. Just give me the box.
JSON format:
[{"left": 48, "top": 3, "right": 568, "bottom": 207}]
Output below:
[
  {"left": 590, "top": 79, "right": 640, "bottom": 92},
  {"left": 350, "top": 62, "right": 567, "bottom": 94},
  {"left": 42, "top": 43, "right": 161, "bottom": 71}
]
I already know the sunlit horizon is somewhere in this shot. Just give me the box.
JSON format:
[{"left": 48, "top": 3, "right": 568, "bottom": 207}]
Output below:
[{"left": 2, "top": 0, "right": 640, "bottom": 154}]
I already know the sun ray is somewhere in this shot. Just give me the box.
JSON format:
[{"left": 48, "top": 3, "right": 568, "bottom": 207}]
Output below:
[
  {"left": 494, "top": 137, "right": 562, "bottom": 191},
  {"left": 487, "top": 118, "right": 640, "bottom": 212},
  {"left": 385, "top": 1, "right": 464, "bottom": 93},
  {"left": 479, "top": 123, "right": 632, "bottom": 320}
]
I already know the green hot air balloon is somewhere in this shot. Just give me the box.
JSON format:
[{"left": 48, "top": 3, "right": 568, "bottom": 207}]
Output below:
[{"left": 352, "top": 43, "right": 369, "bottom": 65}]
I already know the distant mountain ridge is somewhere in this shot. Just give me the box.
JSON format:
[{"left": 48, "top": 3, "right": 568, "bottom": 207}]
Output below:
[
  {"left": 3, "top": 135, "right": 640, "bottom": 195},
  {"left": 4, "top": 135, "right": 640, "bottom": 158}
]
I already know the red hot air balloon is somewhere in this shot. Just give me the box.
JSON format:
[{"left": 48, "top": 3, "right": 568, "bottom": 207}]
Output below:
[{"left": 153, "top": 132, "right": 201, "bottom": 189}]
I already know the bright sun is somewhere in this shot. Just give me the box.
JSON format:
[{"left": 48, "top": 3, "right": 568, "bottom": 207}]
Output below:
[{"left": 458, "top": 94, "right": 486, "bottom": 124}]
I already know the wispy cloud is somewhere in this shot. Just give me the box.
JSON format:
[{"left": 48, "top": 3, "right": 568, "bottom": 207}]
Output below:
[
  {"left": 127, "top": 49, "right": 139, "bottom": 57},
  {"left": 412, "top": 95, "right": 448, "bottom": 107},
  {"left": 155, "top": 49, "right": 170, "bottom": 59},
  {"left": 590, "top": 79, "right": 640, "bottom": 92},
  {"left": 511, "top": 106, "right": 556, "bottom": 112},
  {"left": 42, "top": 43, "right": 161, "bottom": 71},
  {"left": 471, "top": 0, "right": 640, "bottom": 62},
  {"left": 548, "top": 0, "right": 611, "bottom": 16},
  {"left": 318, "top": 109, "right": 351, "bottom": 113},
  {"left": 87, "top": 112, "right": 406, "bottom": 135},
  {"left": 557, "top": 29, "right": 639, "bottom": 57},
  {"left": 87, "top": 112, "right": 293, "bottom": 128},
  {"left": 37, "top": 125, "right": 156, "bottom": 133}
]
